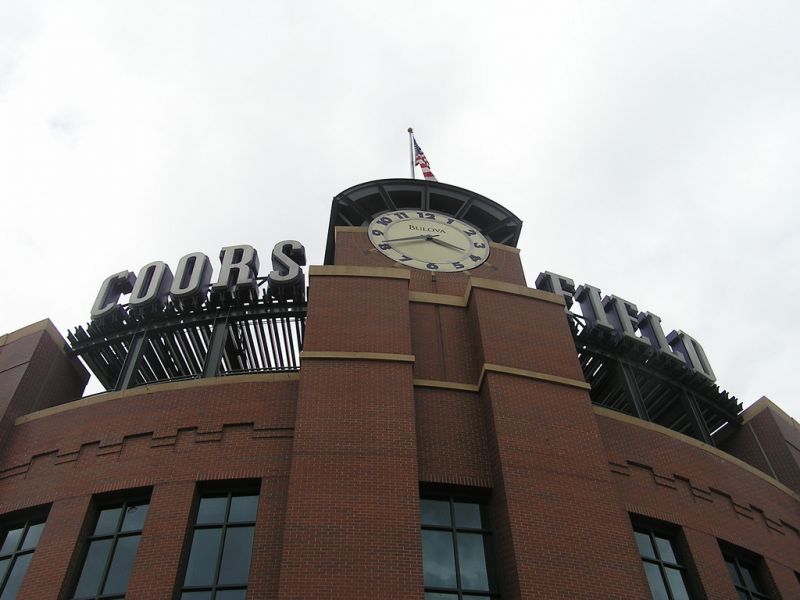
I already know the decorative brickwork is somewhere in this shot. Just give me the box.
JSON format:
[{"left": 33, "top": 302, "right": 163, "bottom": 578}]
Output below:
[{"left": 1, "top": 188, "right": 799, "bottom": 598}]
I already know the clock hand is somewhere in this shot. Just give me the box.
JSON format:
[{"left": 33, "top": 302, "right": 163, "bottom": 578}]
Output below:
[
  {"left": 383, "top": 234, "right": 440, "bottom": 243},
  {"left": 429, "top": 237, "right": 465, "bottom": 252}
]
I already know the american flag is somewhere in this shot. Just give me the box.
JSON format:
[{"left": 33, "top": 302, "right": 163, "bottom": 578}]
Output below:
[{"left": 413, "top": 137, "right": 438, "bottom": 182}]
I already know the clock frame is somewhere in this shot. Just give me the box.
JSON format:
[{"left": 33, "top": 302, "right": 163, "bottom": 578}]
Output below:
[{"left": 367, "top": 210, "right": 490, "bottom": 272}]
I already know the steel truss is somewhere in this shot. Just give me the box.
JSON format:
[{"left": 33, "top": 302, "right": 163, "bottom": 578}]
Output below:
[
  {"left": 68, "top": 298, "right": 306, "bottom": 392},
  {"left": 569, "top": 313, "right": 742, "bottom": 444}
]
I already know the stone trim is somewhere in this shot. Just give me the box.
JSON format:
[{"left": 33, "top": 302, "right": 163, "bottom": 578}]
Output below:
[
  {"left": 0, "top": 318, "right": 68, "bottom": 354},
  {"left": 300, "top": 351, "right": 415, "bottom": 363},
  {"left": 409, "top": 278, "right": 564, "bottom": 308},
  {"left": 740, "top": 396, "right": 800, "bottom": 433},
  {"left": 308, "top": 265, "right": 411, "bottom": 280},
  {"left": 412, "top": 379, "right": 480, "bottom": 392},
  {"left": 479, "top": 363, "right": 591, "bottom": 391},
  {"left": 489, "top": 242, "right": 520, "bottom": 254},
  {"left": 14, "top": 373, "right": 301, "bottom": 425},
  {"left": 467, "top": 277, "right": 564, "bottom": 305},
  {"left": 408, "top": 292, "right": 467, "bottom": 307},
  {"left": 334, "top": 226, "right": 368, "bottom": 233}
]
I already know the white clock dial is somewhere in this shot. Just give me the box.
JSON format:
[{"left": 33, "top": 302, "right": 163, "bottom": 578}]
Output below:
[{"left": 367, "top": 210, "right": 490, "bottom": 272}]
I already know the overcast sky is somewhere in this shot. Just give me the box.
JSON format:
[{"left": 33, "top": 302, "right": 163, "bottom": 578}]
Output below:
[{"left": 1, "top": 2, "right": 798, "bottom": 419}]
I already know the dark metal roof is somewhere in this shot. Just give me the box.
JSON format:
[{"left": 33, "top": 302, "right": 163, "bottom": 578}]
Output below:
[
  {"left": 68, "top": 295, "right": 306, "bottom": 391},
  {"left": 324, "top": 179, "right": 523, "bottom": 264},
  {"left": 568, "top": 313, "right": 742, "bottom": 444}
]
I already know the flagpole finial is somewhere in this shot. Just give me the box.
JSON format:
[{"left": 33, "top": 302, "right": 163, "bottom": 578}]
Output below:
[{"left": 408, "top": 127, "right": 413, "bottom": 133}]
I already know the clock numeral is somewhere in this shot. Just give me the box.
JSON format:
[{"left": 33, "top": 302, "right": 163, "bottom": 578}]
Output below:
[
  {"left": 377, "top": 216, "right": 392, "bottom": 225},
  {"left": 393, "top": 211, "right": 409, "bottom": 219},
  {"left": 464, "top": 229, "right": 477, "bottom": 236},
  {"left": 473, "top": 242, "right": 486, "bottom": 248},
  {"left": 399, "top": 255, "right": 413, "bottom": 262},
  {"left": 469, "top": 255, "right": 481, "bottom": 262},
  {"left": 453, "top": 262, "right": 465, "bottom": 270},
  {"left": 426, "top": 262, "right": 439, "bottom": 270},
  {"left": 371, "top": 229, "right": 383, "bottom": 236},
  {"left": 416, "top": 211, "right": 435, "bottom": 220},
  {"left": 379, "top": 243, "right": 392, "bottom": 250}
]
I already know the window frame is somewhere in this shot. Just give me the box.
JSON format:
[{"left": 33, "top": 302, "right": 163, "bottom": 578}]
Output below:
[
  {"left": 70, "top": 495, "right": 150, "bottom": 600},
  {"left": 179, "top": 483, "right": 261, "bottom": 600},
  {"left": 0, "top": 507, "right": 49, "bottom": 600},
  {"left": 420, "top": 492, "right": 500, "bottom": 600},
  {"left": 631, "top": 517, "right": 695, "bottom": 600},
  {"left": 721, "top": 548, "right": 772, "bottom": 600}
]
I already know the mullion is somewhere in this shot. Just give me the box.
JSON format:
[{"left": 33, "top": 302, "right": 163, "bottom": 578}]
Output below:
[
  {"left": 210, "top": 496, "right": 231, "bottom": 599},
  {"left": 99, "top": 505, "right": 130, "bottom": 599},
  {"left": 448, "top": 499, "right": 463, "bottom": 600},
  {"left": 648, "top": 530, "right": 676, "bottom": 600},
  {"left": 657, "top": 562, "right": 675, "bottom": 600},
  {"left": 0, "top": 521, "right": 29, "bottom": 594},
  {"left": 184, "top": 492, "right": 257, "bottom": 599},
  {"left": 96, "top": 535, "right": 119, "bottom": 599},
  {"left": 635, "top": 527, "right": 691, "bottom": 600},
  {"left": 456, "top": 527, "right": 494, "bottom": 596},
  {"left": 733, "top": 559, "right": 749, "bottom": 597},
  {"left": 730, "top": 556, "right": 768, "bottom": 600},
  {"left": 93, "top": 502, "right": 129, "bottom": 599},
  {"left": 76, "top": 501, "right": 146, "bottom": 600},
  {"left": 0, "top": 560, "right": 9, "bottom": 594},
  {"left": 422, "top": 496, "right": 495, "bottom": 599},
  {"left": 422, "top": 523, "right": 491, "bottom": 535}
]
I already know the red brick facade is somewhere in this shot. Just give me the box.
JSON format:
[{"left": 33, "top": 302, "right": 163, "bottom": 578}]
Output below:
[{"left": 0, "top": 221, "right": 798, "bottom": 599}]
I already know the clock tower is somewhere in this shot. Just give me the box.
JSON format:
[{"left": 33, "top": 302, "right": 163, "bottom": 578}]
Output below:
[
  {"left": 275, "top": 178, "right": 645, "bottom": 599},
  {"left": 4, "top": 178, "right": 795, "bottom": 600}
]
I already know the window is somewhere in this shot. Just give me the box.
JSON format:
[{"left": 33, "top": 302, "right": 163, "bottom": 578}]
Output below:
[
  {"left": 180, "top": 490, "right": 259, "bottom": 600},
  {"left": 0, "top": 515, "right": 47, "bottom": 600},
  {"left": 632, "top": 524, "right": 693, "bottom": 600},
  {"left": 71, "top": 499, "right": 149, "bottom": 600},
  {"left": 723, "top": 553, "right": 771, "bottom": 600},
  {"left": 420, "top": 495, "right": 498, "bottom": 599}
]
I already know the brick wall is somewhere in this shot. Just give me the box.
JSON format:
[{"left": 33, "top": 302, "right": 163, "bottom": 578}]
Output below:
[
  {"left": 597, "top": 412, "right": 800, "bottom": 598},
  {"left": 1, "top": 377, "right": 296, "bottom": 600},
  {"left": 0, "top": 220, "right": 797, "bottom": 599},
  {"left": 0, "top": 320, "right": 88, "bottom": 442}
]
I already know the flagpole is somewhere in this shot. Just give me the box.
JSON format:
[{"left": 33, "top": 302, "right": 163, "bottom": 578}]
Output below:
[{"left": 407, "top": 127, "right": 415, "bottom": 179}]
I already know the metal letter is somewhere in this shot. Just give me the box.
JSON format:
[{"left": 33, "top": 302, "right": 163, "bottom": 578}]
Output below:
[
  {"left": 574, "top": 283, "right": 613, "bottom": 332},
  {"left": 91, "top": 271, "right": 136, "bottom": 322},
  {"left": 637, "top": 311, "right": 685, "bottom": 365},
  {"left": 268, "top": 240, "right": 306, "bottom": 301},
  {"left": 212, "top": 245, "right": 260, "bottom": 292},
  {"left": 129, "top": 261, "right": 173, "bottom": 314},
  {"left": 170, "top": 252, "right": 212, "bottom": 307},
  {"left": 667, "top": 330, "right": 716, "bottom": 381},
  {"left": 602, "top": 295, "right": 650, "bottom": 347},
  {"left": 535, "top": 271, "right": 575, "bottom": 308}
]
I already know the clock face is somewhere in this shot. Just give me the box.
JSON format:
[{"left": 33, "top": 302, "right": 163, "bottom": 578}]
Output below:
[{"left": 368, "top": 210, "right": 490, "bottom": 272}]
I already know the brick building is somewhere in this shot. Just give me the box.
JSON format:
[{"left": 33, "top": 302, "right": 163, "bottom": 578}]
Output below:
[{"left": 0, "top": 179, "right": 798, "bottom": 599}]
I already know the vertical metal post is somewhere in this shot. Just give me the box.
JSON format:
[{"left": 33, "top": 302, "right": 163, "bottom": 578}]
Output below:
[
  {"left": 408, "top": 127, "right": 415, "bottom": 179},
  {"left": 681, "top": 390, "right": 714, "bottom": 445},
  {"left": 202, "top": 315, "right": 230, "bottom": 378},
  {"left": 618, "top": 362, "right": 650, "bottom": 421},
  {"left": 115, "top": 331, "right": 147, "bottom": 391}
]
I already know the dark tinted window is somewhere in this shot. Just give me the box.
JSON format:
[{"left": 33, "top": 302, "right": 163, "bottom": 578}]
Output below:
[
  {"left": 181, "top": 490, "right": 259, "bottom": 600},
  {"left": 723, "top": 553, "right": 771, "bottom": 600},
  {"left": 420, "top": 495, "right": 498, "bottom": 598},
  {"left": 71, "top": 499, "right": 149, "bottom": 600},
  {"left": 0, "top": 515, "right": 48, "bottom": 600},
  {"left": 632, "top": 523, "right": 693, "bottom": 600}
]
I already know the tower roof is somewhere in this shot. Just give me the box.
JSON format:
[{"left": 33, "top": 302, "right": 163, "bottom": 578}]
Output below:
[{"left": 324, "top": 179, "right": 523, "bottom": 264}]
